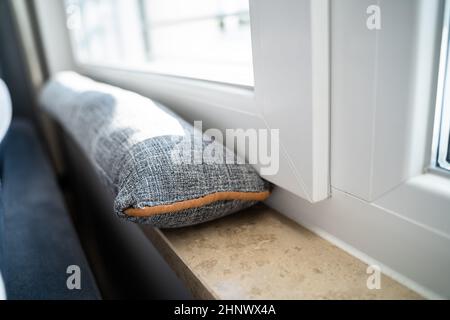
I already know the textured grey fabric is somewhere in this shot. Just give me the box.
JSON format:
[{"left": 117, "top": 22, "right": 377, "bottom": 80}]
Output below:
[{"left": 40, "top": 72, "right": 270, "bottom": 228}]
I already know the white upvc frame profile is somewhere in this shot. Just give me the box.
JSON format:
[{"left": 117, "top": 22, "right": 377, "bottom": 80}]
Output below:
[{"left": 249, "top": 0, "right": 330, "bottom": 202}]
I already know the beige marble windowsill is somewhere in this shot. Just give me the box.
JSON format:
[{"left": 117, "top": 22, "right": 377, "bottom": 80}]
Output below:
[{"left": 140, "top": 204, "right": 422, "bottom": 300}]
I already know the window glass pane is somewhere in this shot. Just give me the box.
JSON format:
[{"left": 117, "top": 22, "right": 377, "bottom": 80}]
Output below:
[
  {"left": 447, "top": 133, "right": 450, "bottom": 164},
  {"left": 435, "top": 5, "right": 450, "bottom": 170},
  {"left": 65, "top": 0, "right": 253, "bottom": 86}
]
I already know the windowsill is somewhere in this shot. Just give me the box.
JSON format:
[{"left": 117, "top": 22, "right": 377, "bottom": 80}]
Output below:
[{"left": 140, "top": 204, "right": 421, "bottom": 300}]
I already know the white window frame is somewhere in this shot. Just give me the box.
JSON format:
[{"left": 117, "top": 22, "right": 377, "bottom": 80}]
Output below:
[{"left": 34, "top": 0, "right": 331, "bottom": 203}]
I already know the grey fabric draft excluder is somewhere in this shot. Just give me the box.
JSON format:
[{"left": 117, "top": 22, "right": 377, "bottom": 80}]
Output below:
[{"left": 39, "top": 72, "right": 271, "bottom": 228}]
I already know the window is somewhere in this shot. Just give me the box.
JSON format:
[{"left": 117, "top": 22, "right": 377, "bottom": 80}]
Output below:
[
  {"left": 65, "top": 0, "right": 253, "bottom": 86},
  {"left": 434, "top": 0, "right": 450, "bottom": 172}
]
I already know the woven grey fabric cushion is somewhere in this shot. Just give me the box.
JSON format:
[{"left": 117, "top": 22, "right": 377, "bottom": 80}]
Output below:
[{"left": 40, "top": 72, "right": 270, "bottom": 228}]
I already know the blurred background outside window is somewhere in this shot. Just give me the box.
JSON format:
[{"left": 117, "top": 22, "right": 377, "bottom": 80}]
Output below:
[{"left": 65, "top": 0, "right": 253, "bottom": 86}]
